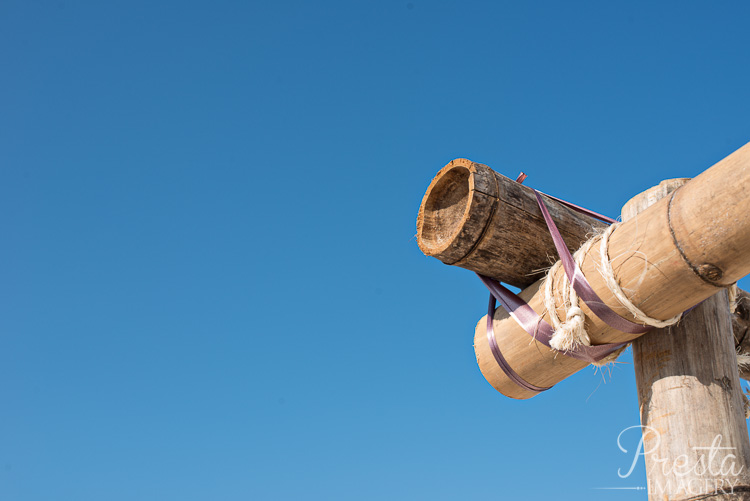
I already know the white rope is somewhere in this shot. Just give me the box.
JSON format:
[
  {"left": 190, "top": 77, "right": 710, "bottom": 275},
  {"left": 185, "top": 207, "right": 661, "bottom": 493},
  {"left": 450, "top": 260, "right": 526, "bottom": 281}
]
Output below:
[
  {"left": 544, "top": 239, "right": 595, "bottom": 353},
  {"left": 542, "top": 222, "right": 746, "bottom": 371},
  {"left": 543, "top": 223, "right": 678, "bottom": 366},
  {"left": 599, "top": 223, "right": 683, "bottom": 328}
]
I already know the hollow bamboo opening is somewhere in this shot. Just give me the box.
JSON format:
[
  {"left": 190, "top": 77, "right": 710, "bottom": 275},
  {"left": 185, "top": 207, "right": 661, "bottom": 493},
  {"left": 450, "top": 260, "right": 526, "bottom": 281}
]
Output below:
[{"left": 418, "top": 165, "right": 472, "bottom": 256}]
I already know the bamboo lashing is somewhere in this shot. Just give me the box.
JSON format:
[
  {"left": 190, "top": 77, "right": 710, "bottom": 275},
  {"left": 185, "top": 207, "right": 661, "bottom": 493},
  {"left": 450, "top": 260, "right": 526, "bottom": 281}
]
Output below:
[{"left": 473, "top": 142, "right": 750, "bottom": 398}]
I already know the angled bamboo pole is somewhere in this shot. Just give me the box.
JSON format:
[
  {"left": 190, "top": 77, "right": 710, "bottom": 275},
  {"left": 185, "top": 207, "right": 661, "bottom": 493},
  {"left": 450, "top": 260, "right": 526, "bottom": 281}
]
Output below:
[
  {"left": 474, "top": 142, "right": 750, "bottom": 399},
  {"left": 417, "top": 158, "right": 608, "bottom": 288},
  {"left": 624, "top": 180, "right": 750, "bottom": 500}
]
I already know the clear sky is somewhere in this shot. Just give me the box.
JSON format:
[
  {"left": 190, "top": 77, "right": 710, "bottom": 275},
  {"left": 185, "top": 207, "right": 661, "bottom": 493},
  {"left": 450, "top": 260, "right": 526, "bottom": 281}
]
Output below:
[{"left": 2, "top": 1, "right": 750, "bottom": 500}]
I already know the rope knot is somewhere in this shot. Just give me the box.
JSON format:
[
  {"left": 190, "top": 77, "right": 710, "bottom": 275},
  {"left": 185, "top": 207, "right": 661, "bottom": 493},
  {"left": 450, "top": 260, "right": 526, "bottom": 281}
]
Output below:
[{"left": 550, "top": 306, "right": 591, "bottom": 352}]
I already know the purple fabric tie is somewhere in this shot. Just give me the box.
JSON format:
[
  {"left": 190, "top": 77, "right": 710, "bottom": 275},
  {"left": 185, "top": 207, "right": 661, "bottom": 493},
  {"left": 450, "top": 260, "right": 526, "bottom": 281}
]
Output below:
[
  {"left": 484, "top": 293, "right": 552, "bottom": 393},
  {"left": 477, "top": 174, "right": 642, "bottom": 393},
  {"left": 539, "top": 191, "right": 617, "bottom": 225},
  {"left": 533, "top": 190, "right": 650, "bottom": 335},
  {"left": 479, "top": 274, "right": 628, "bottom": 365},
  {"left": 479, "top": 178, "right": 703, "bottom": 394}
]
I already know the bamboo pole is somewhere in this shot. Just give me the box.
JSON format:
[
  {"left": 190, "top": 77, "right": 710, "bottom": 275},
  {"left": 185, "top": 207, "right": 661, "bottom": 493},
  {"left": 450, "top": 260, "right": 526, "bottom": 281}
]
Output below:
[
  {"left": 416, "top": 158, "right": 608, "bottom": 288},
  {"left": 625, "top": 180, "right": 750, "bottom": 500},
  {"left": 474, "top": 142, "right": 750, "bottom": 399}
]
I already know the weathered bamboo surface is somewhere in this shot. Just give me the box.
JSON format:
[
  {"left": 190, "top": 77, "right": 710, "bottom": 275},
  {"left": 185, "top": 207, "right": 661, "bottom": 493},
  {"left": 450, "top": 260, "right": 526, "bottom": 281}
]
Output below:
[
  {"left": 627, "top": 180, "right": 750, "bottom": 500},
  {"left": 416, "top": 158, "right": 608, "bottom": 288},
  {"left": 474, "top": 142, "right": 750, "bottom": 399},
  {"left": 634, "top": 293, "right": 750, "bottom": 500}
]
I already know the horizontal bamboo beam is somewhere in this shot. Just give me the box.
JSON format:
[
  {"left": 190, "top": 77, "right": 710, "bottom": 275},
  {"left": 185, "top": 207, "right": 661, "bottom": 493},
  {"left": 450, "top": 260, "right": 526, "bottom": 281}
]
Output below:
[
  {"left": 474, "top": 142, "right": 750, "bottom": 399},
  {"left": 416, "top": 159, "right": 608, "bottom": 288}
]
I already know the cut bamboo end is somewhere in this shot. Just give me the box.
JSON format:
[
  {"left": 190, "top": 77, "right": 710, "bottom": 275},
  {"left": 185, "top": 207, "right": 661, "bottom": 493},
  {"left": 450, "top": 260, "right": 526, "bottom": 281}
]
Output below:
[
  {"left": 416, "top": 158, "right": 494, "bottom": 263},
  {"left": 416, "top": 158, "right": 607, "bottom": 288}
]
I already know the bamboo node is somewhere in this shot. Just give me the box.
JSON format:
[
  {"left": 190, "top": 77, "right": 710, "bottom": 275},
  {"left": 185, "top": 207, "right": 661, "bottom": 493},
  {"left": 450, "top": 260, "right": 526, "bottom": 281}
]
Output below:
[
  {"left": 697, "top": 263, "right": 723, "bottom": 282},
  {"left": 542, "top": 222, "right": 688, "bottom": 366}
]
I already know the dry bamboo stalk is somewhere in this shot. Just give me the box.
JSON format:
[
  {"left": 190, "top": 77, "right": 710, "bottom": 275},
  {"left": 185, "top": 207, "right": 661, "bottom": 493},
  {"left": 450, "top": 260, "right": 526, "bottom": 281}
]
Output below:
[
  {"left": 626, "top": 180, "right": 750, "bottom": 500},
  {"left": 474, "top": 141, "right": 750, "bottom": 399},
  {"left": 416, "top": 158, "right": 608, "bottom": 288}
]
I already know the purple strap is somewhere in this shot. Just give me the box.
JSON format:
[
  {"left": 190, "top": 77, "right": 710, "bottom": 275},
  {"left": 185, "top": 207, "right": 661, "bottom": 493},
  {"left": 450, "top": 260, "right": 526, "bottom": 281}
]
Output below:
[
  {"left": 478, "top": 176, "right": 639, "bottom": 392},
  {"left": 485, "top": 294, "right": 551, "bottom": 393},
  {"left": 540, "top": 191, "right": 618, "bottom": 225},
  {"left": 482, "top": 182, "right": 703, "bottom": 392},
  {"left": 479, "top": 274, "right": 627, "bottom": 365},
  {"left": 478, "top": 274, "right": 551, "bottom": 345},
  {"left": 516, "top": 173, "right": 617, "bottom": 225},
  {"left": 533, "top": 190, "right": 650, "bottom": 335}
]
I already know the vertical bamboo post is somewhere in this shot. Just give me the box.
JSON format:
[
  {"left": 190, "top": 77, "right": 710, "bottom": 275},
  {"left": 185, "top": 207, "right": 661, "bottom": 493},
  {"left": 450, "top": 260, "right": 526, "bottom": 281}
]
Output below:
[{"left": 623, "top": 180, "right": 750, "bottom": 500}]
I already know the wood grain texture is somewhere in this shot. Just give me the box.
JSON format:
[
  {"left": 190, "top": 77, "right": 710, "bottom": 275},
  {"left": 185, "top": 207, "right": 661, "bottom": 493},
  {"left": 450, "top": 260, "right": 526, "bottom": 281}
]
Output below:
[
  {"left": 473, "top": 141, "right": 750, "bottom": 399},
  {"left": 416, "top": 158, "right": 608, "bottom": 288},
  {"left": 627, "top": 180, "right": 750, "bottom": 500},
  {"left": 634, "top": 292, "right": 750, "bottom": 500}
]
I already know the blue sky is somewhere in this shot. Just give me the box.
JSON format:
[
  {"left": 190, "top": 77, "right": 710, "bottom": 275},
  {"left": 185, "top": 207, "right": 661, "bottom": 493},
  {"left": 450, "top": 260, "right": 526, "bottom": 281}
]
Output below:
[{"left": 2, "top": 1, "right": 750, "bottom": 499}]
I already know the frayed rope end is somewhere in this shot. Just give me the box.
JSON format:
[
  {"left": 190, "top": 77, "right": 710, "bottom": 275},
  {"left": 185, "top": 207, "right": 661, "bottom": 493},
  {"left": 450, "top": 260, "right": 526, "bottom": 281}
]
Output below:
[{"left": 549, "top": 307, "right": 591, "bottom": 352}]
